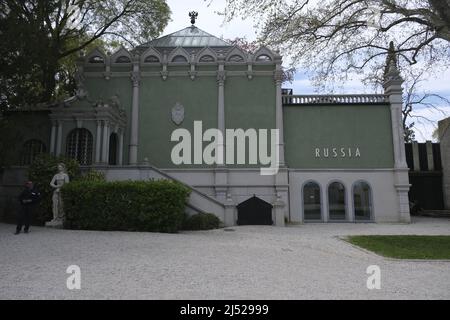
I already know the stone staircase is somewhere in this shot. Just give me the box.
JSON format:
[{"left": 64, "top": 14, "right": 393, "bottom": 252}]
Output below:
[{"left": 101, "top": 165, "right": 228, "bottom": 223}]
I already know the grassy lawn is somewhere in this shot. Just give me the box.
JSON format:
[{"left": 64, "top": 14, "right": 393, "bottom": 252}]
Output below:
[{"left": 346, "top": 235, "right": 450, "bottom": 259}]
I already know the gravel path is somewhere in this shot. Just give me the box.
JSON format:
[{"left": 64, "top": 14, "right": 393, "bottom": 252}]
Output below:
[{"left": 0, "top": 217, "right": 449, "bottom": 300}]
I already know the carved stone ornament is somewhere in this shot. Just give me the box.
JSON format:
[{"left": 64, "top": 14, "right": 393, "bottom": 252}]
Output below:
[{"left": 171, "top": 102, "right": 185, "bottom": 126}]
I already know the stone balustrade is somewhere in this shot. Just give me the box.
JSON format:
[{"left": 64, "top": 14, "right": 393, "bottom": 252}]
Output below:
[{"left": 282, "top": 94, "right": 389, "bottom": 105}]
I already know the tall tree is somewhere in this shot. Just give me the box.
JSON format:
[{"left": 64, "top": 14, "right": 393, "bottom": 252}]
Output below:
[
  {"left": 0, "top": 0, "right": 170, "bottom": 109},
  {"left": 221, "top": 0, "right": 450, "bottom": 88},
  {"left": 222, "top": 0, "right": 450, "bottom": 140}
]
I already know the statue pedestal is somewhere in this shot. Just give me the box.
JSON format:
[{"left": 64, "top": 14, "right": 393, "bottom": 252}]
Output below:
[{"left": 45, "top": 219, "right": 63, "bottom": 228}]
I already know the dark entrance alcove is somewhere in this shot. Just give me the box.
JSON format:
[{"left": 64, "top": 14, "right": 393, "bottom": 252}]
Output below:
[
  {"left": 109, "top": 133, "right": 118, "bottom": 165},
  {"left": 237, "top": 196, "right": 273, "bottom": 226}
]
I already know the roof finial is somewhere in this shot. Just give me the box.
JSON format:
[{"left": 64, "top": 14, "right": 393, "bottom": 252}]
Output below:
[
  {"left": 384, "top": 41, "right": 398, "bottom": 78},
  {"left": 189, "top": 11, "right": 198, "bottom": 25}
]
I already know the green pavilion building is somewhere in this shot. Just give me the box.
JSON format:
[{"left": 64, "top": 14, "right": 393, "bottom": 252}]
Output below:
[{"left": 0, "top": 19, "right": 411, "bottom": 226}]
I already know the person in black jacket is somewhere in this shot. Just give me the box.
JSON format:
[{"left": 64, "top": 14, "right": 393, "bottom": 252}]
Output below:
[{"left": 15, "top": 181, "right": 41, "bottom": 234}]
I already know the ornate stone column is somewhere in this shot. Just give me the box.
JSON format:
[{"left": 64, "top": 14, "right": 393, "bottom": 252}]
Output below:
[
  {"left": 384, "top": 61, "right": 411, "bottom": 223},
  {"left": 129, "top": 57, "right": 140, "bottom": 165},
  {"left": 95, "top": 120, "right": 102, "bottom": 164}
]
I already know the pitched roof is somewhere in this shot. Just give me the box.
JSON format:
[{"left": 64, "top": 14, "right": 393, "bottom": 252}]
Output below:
[{"left": 142, "top": 26, "right": 231, "bottom": 48}]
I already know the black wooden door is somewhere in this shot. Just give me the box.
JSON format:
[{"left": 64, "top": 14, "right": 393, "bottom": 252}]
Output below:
[{"left": 237, "top": 196, "right": 273, "bottom": 225}]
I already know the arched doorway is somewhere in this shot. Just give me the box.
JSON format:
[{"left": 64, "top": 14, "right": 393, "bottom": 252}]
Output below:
[
  {"left": 328, "top": 182, "right": 346, "bottom": 221},
  {"left": 303, "top": 181, "right": 322, "bottom": 221},
  {"left": 353, "top": 181, "right": 373, "bottom": 221},
  {"left": 237, "top": 196, "right": 273, "bottom": 225},
  {"left": 109, "top": 133, "right": 118, "bottom": 165}
]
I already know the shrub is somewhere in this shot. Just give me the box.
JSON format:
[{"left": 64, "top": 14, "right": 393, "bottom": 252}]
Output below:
[
  {"left": 80, "top": 169, "right": 106, "bottom": 182},
  {"left": 62, "top": 179, "right": 191, "bottom": 233},
  {"left": 28, "top": 153, "right": 81, "bottom": 224},
  {"left": 183, "top": 213, "right": 221, "bottom": 230}
]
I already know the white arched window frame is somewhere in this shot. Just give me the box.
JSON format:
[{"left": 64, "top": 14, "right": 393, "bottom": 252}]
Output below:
[
  {"left": 352, "top": 181, "right": 374, "bottom": 222},
  {"left": 327, "top": 181, "right": 347, "bottom": 221},
  {"left": 302, "top": 180, "right": 323, "bottom": 222}
]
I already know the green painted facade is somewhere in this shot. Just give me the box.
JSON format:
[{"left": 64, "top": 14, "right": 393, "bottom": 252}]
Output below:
[
  {"left": 284, "top": 104, "right": 394, "bottom": 168},
  {"left": 139, "top": 76, "right": 218, "bottom": 167},
  {"left": 2, "top": 26, "right": 396, "bottom": 172}
]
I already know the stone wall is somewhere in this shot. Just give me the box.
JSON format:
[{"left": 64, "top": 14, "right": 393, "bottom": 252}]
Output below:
[{"left": 439, "top": 117, "right": 450, "bottom": 209}]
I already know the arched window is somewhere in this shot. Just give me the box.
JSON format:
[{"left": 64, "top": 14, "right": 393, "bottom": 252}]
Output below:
[
  {"left": 353, "top": 181, "right": 373, "bottom": 221},
  {"left": 328, "top": 182, "right": 346, "bottom": 220},
  {"left": 144, "top": 55, "right": 160, "bottom": 63},
  {"left": 109, "top": 133, "right": 118, "bottom": 165},
  {"left": 66, "top": 128, "right": 93, "bottom": 165},
  {"left": 115, "top": 56, "right": 131, "bottom": 63},
  {"left": 199, "top": 55, "right": 215, "bottom": 62},
  {"left": 89, "top": 56, "right": 104, "bottom": 63},
  {"left": 21, "top": 139, "right": 46, "bottom": 165},
  {"left": 303, "top": 182, "right": 322, "bottom": 221},
  {"left": 228, "top": 55, "right": 244, "bottom": 62},
  {"left": 172, "top": 55, "right": 188, "bottom": 63},
  {"left": 256, "top": 54, "right": 272, "bottom": 62}
]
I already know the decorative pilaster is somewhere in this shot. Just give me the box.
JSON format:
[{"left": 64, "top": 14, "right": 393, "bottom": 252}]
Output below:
[
  {"left": 246, "top": 54, "right": 253, "bottom": 80},
  {"left": 49, "top": 121, "right": 56, "bottom": 155},
  {"left": 384, "top": 61, "right": 411, "bottom": 223},
  {"left": 118, "top": 129, "right": 124, "bottom": 166},
  {"left": 101, "top": 120, "right": 110, "bottom": 164},
  {"left": 215, "top": 56, "right": 228, "bottom": 200},
  {"left": 189, "top": 54, "right": 197, "bottom": 80},
  {"left": 55, "top": 121, "right": 63, "bottom": 156},
  {"left": 274, "top": 54, "right": 289, "bottom": 222},
  {"left": 95, "top": 120, "right": 102, "bottom": 164},
  {"left": 274, "top": 55, "right": 285, "bottom": 167},
  {"left": 129, "top": 60, "right": 141, "bottom": 165},
  {"left": 217, "top": 70, "right": 226, "bottom": 156},
  {"left": 161, "top": 53, "right": 168, "bottom": 81}
]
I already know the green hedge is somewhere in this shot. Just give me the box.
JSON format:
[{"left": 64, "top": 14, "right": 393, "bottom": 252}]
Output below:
[
  {"left": 183, "top": 213, "right": 222, "bottom": 230},
  {"left": 62, "top": 180, "right": 190, "bottom": 233}
]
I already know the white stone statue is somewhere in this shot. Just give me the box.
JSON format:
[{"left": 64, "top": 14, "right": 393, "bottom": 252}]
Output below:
[{"left": 46, "top": 163, "right": 70, "bottom": 227}]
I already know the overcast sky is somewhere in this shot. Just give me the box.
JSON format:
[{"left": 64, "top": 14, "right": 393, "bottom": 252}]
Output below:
[{"left": 164, "top": 0, "right": 450, "bottom": 141}]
